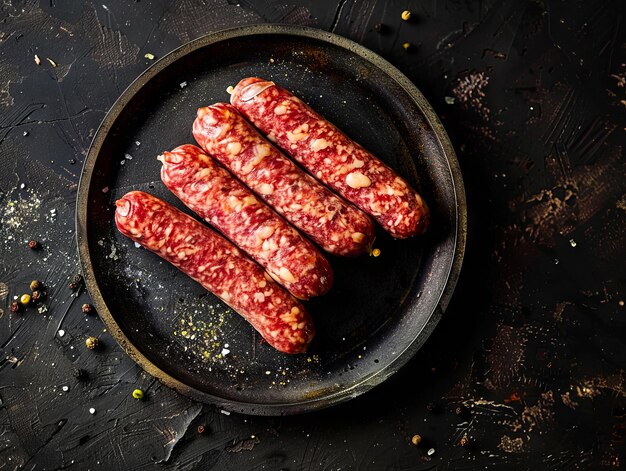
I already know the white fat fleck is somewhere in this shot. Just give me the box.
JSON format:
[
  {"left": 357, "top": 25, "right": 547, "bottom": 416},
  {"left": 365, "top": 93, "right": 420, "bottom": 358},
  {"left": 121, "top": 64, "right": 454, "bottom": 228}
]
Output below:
[
  {"left": 226, "top": 142, "right": 242, "bottom": 155},
  {"left": 279, "top": 267, "right": 297, "bottom": 283},
  {"left": 310, "top": 138, "right": 331, "bottom": 152},
  {"left": 346, "top": 172, "right": 371, "bottom": 189},
  {"left": 259, "top": 183, "right": 273, "bottom": 195},
  {"left": 351, "top": 232, "right": 366, "bottom": 243}
]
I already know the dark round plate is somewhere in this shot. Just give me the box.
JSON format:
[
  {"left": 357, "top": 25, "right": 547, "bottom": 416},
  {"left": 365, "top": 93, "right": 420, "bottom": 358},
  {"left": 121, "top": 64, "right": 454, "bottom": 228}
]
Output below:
[{"left": 76, "top": 24, "right": 466, "bottom": 415}]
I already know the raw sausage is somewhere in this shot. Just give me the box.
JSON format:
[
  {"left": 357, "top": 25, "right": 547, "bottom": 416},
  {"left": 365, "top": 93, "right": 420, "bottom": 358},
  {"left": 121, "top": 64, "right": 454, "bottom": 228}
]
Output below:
[
  {"left": 230, "top": 78, "right": 430, "bottom": 238},
  {"left": 115, "top": 191, "right": 314, "bottom": 354},
  {"left": 159, "top": 144, "right": 332, "bottom": 300},
  {"left": 192, "top": 103, "right": 375, "bottom": 257}
]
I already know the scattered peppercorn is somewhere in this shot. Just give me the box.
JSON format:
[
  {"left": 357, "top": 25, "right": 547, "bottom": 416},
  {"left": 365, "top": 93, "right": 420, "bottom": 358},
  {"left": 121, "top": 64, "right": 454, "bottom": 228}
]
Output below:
[
  {"left": 401, "top": 10, "right": 412, "bottom": 21},
  {"left": 85, "top": 336, "right": 99, "bottom": 350},
  {"left": 371, "top": 248, "right": 381, "bottom": 257},
  {"left": 20, "top": 294, "right": 31, "bottom": 306},
  {"left": 197, "top": 425, "right": 206, "bottom": 434},
  {"left": 459, "top": 434, "right": 469, "bottom": 447},
  {"left": 402, "top": 42, "right": 412, "bottom": 51},
  {"left": 28, "top": 240, "right": 40, "bottom": 250},
  {"left": 69, "top": 159, "right": 76, "bottom": 165},
  {"left": 455, "top": 404, "right": 470, "bottom": 418},
  {"left": 82, "top": 303, "right": 93, "bottom": 314},
  {"left": 31, "top": 290, "right": 42, "bottom": 302},
  {"left": 374, "top": 23, "right": 385, "bottom": 33},
  {"left": 69, "top": 274, "right": 83, "bottom": 291},
  {"left": 10, "top": 301, "right": 20, "bottom": 313},
  {"left": 72, "top": 368, "right": 86, "bottom": 380},
  {"left": 411, "top": 434, "right": 422, "bottom": 446},
  {"left": 132, "top": 388, "right": 144, "bottom": 400},
  {"left": 29, "top": 280, "right": 41, "bottom": 291}
]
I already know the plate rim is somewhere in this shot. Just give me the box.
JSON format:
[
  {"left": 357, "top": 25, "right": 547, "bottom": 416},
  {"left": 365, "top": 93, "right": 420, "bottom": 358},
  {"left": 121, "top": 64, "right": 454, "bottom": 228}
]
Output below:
[{"left": 75, "top": 23, "right": 467, "bottom": 415}]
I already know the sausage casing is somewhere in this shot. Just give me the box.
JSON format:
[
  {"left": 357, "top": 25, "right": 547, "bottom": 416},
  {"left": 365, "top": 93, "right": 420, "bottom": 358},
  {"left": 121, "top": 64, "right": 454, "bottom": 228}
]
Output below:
[
  {"left": 230, "top": 78, "right": 430, "bottom": 238},
  {"left": 159, "top": 144, "right": 332, "bottom": 300},
  {"left": 115, "top": 191, "right": 314, "bottom": 354},
  {"left": 192, "top": 103, "right": 375, "bottom": 256}
]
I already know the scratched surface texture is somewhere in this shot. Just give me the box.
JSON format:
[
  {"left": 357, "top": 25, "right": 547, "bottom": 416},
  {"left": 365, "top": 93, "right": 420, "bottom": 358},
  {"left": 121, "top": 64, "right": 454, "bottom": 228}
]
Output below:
[{"left": 0, "top": 0, "right": 625, "bottom": 469}]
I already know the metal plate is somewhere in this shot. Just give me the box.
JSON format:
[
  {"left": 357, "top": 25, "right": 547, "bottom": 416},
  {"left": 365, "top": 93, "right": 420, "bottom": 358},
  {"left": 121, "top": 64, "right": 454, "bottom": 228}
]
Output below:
[{"left": 76, "top": 24, "right": 466, "bottom": 415}]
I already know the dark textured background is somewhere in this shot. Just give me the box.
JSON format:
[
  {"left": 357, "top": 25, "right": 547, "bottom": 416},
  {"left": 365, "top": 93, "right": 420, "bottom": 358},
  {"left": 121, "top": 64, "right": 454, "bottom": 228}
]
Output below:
[{"left": 1, "top": 0, "right": 625, "bottom": 469}]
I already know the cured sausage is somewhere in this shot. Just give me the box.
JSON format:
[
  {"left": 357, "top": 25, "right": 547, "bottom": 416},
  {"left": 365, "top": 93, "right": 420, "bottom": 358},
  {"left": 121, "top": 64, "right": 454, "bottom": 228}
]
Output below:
[
  {"left": 192, "top": 103, "right": 375, "bottom": 257},
  {"left": 159, "top": 144, "right": 332, "bottom": 300},
  {"left": 115, "top": 191, "right": 314, "bottom": 354},
  {"left": 230, "top": 78, "right": 430, "bottom": 239}
]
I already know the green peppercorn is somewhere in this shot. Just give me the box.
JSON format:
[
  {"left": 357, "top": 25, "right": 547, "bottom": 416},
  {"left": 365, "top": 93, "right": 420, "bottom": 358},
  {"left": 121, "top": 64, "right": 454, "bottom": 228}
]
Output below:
[
  {"left": 30, "top": 280, "right": 41, "bottom": 291},
  {"left": 132, "top": 389, "right": 144, "bottom": 400},
  {"left": 85, "top": 336, "right": 99, "bottom": 350}
]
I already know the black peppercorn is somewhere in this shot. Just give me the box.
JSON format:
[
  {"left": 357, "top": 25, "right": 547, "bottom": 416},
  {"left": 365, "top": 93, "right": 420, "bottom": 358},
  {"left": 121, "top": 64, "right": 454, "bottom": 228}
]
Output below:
[
  {"left": 374, "top": 23, "right": 385, "bottom": 33},
  {"left": 72, "top": 368, "right": 86, "bottom": 380},
  {"left": 455, "top": 404, "right": 470, "bottom": 418},
  {"left": 69, "top": 274, "right": 83, "bottom": 291}
]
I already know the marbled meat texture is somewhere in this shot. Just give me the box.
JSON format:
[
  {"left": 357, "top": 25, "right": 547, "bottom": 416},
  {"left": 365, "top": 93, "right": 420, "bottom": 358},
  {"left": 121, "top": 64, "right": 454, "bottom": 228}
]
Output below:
[
  {"left": 159, "top": 144, "right": 333, "bottom": 300},
  {"left": 192, "top": 103, "right": 375, "bottom": 256},
  {"left": 230, "top": 77, "right": 430, "bottom": 238},
  {"left": 114, "top": 191, "right": 314, "bottom": 354}
]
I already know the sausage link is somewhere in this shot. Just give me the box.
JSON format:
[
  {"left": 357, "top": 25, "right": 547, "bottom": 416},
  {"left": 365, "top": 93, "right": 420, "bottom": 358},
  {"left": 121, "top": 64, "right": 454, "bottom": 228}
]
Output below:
[
  {"left": 115, "top": 191, "right": 314, "bottom": 354},
  {"left": 230, "top": 78, "right": 430, "bottom": 239},
  {"left": 192, "top": 103, "right": 375, "bottom": 257},
  {"left": 159, "top": 144, "right": 332, "bottom": 300}
]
